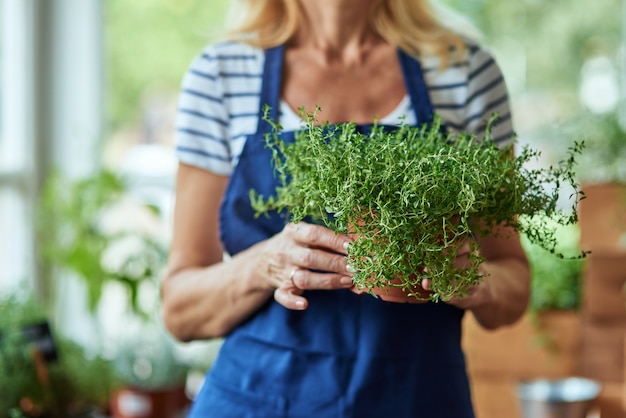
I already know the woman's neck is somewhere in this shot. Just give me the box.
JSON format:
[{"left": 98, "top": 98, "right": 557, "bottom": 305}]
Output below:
[{"left": 293, "top": 0, "right": 381, "bottom": 65}]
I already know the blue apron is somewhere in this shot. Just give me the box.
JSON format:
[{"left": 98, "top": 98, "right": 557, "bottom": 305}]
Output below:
[{"left": 188, "top": 45, "right": 474, "bottom": 418}]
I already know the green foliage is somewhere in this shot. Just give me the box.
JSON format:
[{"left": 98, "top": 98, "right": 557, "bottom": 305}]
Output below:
[
  {"left": 522, "top": 219, "right": 585, "bottom": 311},
  {"left": 251, "top": 110, "right": 586, "bottom": 302},
  {"left": 0, "top": 290, "right": 123, "bottom": 417},
  {"left": 104, "top": 0, "right": 230, "bottom": 129},
  {"left": 37, "top": 169, "right": 168, "bottom": 316},
  {"left": 566, "top": 109, "right": 626, "bottom": 184},
  {"left": 36, "top": 169, "right": 189, "bottom": 394},
  {"left": 441, "top": 0, "right": 620, "bottom": 95}
]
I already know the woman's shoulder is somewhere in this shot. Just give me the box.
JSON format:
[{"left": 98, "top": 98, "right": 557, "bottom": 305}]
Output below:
[
  {"left": 201, "top": 41, "right": 265, "bottom": 61},
  {"left": 186, "top": 41, "right": 265, "bottom": 78},
  {"left": 176, "top": 41, "right": 266, "bottom": 176},
  {"left": 421, "top": 37, "right": 513, "bottom": 142},
  {"left": 461, "top": 38, "right": 502, "bottom": 71},
  {"left": 420, "top": 38, "right": 499, "bottom": 76}
]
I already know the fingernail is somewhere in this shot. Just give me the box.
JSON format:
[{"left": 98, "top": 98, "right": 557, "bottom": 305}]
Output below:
[
  {"left": 295, "top": 300, "right": 306, "bottom": 309},
  {"left": 343, "top": 242, "right": 351, "bottom": 250},
  {"left": 346, "top": 264, "right": 355, "bottom": 273},
  {"left": 341, "top": 276, "right": 353, "bottom": 286}
]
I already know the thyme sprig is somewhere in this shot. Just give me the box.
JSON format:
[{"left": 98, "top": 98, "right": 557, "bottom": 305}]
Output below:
[{"left": 251, "top": 109, "right": 586, "bottom": 302}]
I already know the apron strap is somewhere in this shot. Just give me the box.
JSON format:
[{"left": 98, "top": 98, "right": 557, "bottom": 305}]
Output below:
[
  {"left": 398, "top": 49, "right": 435, "bottom": 126},
  {"left": 259, "top": 46, "right": 434, "bottom": 130},
  {"left": 257, "top": 45, "right": 285, "bottom": 134}
]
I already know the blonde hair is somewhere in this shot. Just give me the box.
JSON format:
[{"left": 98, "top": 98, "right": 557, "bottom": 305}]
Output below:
[{"left": 224, "top": 0, "right": 469, "bottom": 63}]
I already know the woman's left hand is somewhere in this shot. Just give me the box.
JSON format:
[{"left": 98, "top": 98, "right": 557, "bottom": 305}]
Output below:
[
  {"left": 421, "top": 238, "right": 494, "bottom": 309},
  {"left": 422, "top": 224, "right": 530, "bottom": 329}
]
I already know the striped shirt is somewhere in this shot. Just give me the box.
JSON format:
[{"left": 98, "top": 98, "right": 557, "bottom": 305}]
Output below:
[{"left": 175, "top": 41, "right": 514, "bottom": 176}]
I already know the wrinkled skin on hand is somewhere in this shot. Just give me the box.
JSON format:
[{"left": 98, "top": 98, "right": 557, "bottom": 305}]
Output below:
[{"left": 264, "top": 222, "right": 354, "bottom": 310}]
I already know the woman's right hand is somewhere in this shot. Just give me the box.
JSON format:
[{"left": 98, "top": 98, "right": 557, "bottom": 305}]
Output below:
[
  {"left": 163, "top": 165, "right": 355, "bottom": 338},
  {"left": 262, "top": 222, "right": 354, "bottom": 310}
]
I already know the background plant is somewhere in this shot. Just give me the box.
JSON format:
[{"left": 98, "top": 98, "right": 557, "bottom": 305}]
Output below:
[
  {"left": 35, "top": 169, "right": 191, "bottom": 396},
  {"left": 111, "top": 324, "right": 189, "bottom": 391},
  {"left": 0, "top": 289, "right": 123, "bottom": 417},
  {"left": 37, "top": 169, "right": 168, "bottom": 317},
  {"left": 252, "top": 111, "right": 586, "bottom": 301},
  {"left": 521, "top": 218, "right": 585, "bottom": 311},
  {"left": 561, "top": 107, "right": 626, "bottom": 184}
]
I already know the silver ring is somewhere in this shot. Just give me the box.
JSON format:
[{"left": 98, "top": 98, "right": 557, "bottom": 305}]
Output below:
[{"left": 289, "top": 268, "right": 299, "bottom": 286}]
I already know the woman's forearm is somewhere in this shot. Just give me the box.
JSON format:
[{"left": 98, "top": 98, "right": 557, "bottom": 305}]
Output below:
[
  {"left": 161, "top": 243, "right": 274, "bottom": 341},
  {"left": 470, "top": 256, "right": 530, "bottom": 330}
]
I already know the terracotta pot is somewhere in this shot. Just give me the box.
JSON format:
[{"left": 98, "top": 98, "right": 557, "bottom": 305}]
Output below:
[
  {"left": 351, "top": 279, "right": 430, "bottom": 303},
  {"left": 578, "top": 182, "right": 626, "bottom": 255},
  {"left": 15, "top": 402, "right": 101, "bottom": 418},
  {"left": 110, "top": 384, "right": 189, "bottom": 418},
  {"left": 347, "top": 213, "right": 436, "bottom": 303}
]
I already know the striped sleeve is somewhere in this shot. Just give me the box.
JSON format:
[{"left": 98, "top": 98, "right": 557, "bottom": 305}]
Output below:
[
  {"left": 175, "top": 47, "right": 232, "bottom": 175},
  {"left": 463, "top": 46, "right": 514, "bottom": 147},
  {"left": 426, "top": 43, "right": 515, "bottom": 148}
]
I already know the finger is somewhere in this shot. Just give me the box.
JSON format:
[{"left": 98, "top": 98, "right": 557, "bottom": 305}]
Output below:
[
  {"left": 420, "top": 279, "right": 431, "bottom": 291},
  {"left": 453, "top": 239, "right": 477, "bottom": 271},
  {"left": 453, "top": 255, "right": 473, "bottom": 271},
  {"left": 291, "top": 268, "right": 353, "bottom": 290},
  {"left": 456, "top": 241, "right": 472, "bottom": 256},
  {"left": 265, "top": 249, "right": 352, "bottom": 291},
  {"left": 290, "top": 246, "right": 353, "bottom": 276},
  {"left": 446, "top": 285, "right": 479, "bottom": 307},
  {"left": 274, "top": 285, "right": 308, "bottom": 310},
  {"left": 286, "top": 222, "right": 352, "bottom": 255}
]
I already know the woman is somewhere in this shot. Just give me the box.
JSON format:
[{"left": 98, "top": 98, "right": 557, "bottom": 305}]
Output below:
[{"left": 162, "top": 0, "right": 530, "bottom": 416}]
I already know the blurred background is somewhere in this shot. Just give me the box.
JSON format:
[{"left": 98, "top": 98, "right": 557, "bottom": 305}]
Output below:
[{"left": 0, "top": 0, "right": 624, "bottom": 417}]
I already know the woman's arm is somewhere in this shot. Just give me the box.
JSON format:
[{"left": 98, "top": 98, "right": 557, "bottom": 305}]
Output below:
[
  {"left": 422, "top": 45, "right": 529, "bottom": 329},
  {"left": 445, "top": 224, "right": 530, "bottom": 330},
  {"left": 160, "top": 164, "right": 268, "bottom": 341},
  {"left": 160, "top": 163, "right": 354, "bottom": 341}
]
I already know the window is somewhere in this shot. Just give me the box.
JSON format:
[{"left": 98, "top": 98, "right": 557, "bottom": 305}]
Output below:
[
  {"left": 0, "top": 0, "right": 37, "bottom": 291},
  {"left": 0, "top": 0, "right": 228, "bottom": 346},
  {"left": 0, "top": 0, "right": 103, "bottom": 299}
]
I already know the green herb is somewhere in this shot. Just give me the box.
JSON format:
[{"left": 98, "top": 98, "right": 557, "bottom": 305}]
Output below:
[{"left": 251, "top": 108, "right": 587, "bottom": 302}]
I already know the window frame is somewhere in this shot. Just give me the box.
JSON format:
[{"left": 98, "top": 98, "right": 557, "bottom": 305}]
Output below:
[
  {"left": 0, "top": 0, "right": 103, "bottom": 297},
  {"left": 0, "top": 0, "right": 40, "bottom": 291}
]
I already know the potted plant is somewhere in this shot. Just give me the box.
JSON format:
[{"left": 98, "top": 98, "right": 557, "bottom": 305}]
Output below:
[
  {"left": 36, "top": 169, "right": 191, "bottom": 418},
  {"left": 108, "top": 324, "right": 191, "bottom": 418},
  {"left": 0, "top": 288, "right": 124, "bottom": 418},
  {"left": 37, "top": 169, "right": 168, "bottom": 317},
  {"left": 252, "top": 110, "right": 587, "bottom": 302},
  {"left": 522, "top": 218, "right": 585, "bottom": 313}
]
